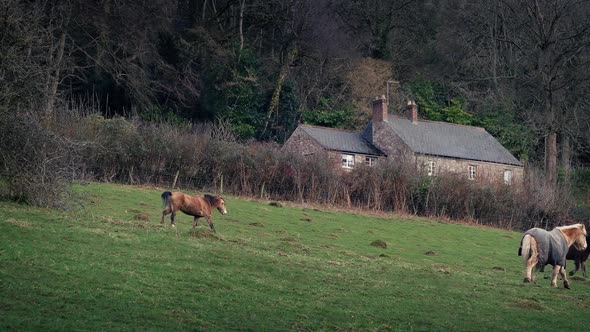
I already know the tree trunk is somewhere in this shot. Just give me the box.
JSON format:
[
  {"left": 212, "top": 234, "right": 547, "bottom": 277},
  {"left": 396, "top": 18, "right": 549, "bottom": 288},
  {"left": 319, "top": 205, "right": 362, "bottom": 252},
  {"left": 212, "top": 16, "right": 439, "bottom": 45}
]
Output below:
[
  {"left": 261, "top": 47, "right": 298, "bottom": 136},
  {"left": 239, "top": 0, "right": 245, "bottom": 52},
  {"left": 45, "top": 31, "right": 66, "bottom": 114},
  {"left": 560, "top": 133, "right": 571, "bottom": 184},
  {"left": 545, "top": 131, "right": 557, "bottom": 185}
]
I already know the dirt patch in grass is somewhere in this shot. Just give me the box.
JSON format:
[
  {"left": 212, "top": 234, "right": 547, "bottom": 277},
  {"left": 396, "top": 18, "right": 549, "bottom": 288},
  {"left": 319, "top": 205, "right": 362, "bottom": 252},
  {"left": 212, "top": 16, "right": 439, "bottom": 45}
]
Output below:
[
  {"left": 228, "top": 238, "right": 248, "bottom": 245},
  {"left": 370, "top": 240, "right": 387, "bottom": 248},
  {"left": 338, "top": 250, "right": 357, "bottom": 257},
  {"left": 321, "top": 234, "right": 339, "bottom": 239},
  {"left": 274, "top": 230, "right": 289, "bottom": 234},
  {"left": 269, "top": 201, "right": 283, "bottom": 207},
  {"left": 508, "top": 298, "right": 547, "bottom": 311},
  {"left": 248, "top": 222, "right": 264, "bottom": 227},
  {"left": 5, "top": 218, "right": 32, "bottom": 228},
  {"left": 131, "top": 212, "right": 150, "bottom": 222},
  {"left": 190, "top": 228, "right": 225, "bottom": 241},
  {"left": 300, "top": 218, "right": 312, "bottom": 222},
  {"left": 432, "top": 264, "right": 452, "bottom": 274},
  {"left": 327, "top": 260, "right": 344, "bottom": 266},
  {"left": 492, "top": 266, "right": 506, "bottom": 271},
  {"left": 278, "top": 237, "right": 310, "bottom": 253},
  {"left": 224, "top": 218, "right": 240, "bottom": 223},
  {"left": 424, "top": 250, "right": 437, "bottom": 256},
  {"left": 571, "top": 276, "right": 586, "bottom": 281}
]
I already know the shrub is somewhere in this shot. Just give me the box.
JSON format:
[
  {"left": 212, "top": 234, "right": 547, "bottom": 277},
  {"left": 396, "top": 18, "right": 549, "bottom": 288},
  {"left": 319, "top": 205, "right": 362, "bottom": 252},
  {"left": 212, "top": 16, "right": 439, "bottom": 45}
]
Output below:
[
  {"left": 21, "top": 104, "right": 575, "bottom": 231},
  {"left": 0, "top": 111, "right": 74, "bottom": 207}
]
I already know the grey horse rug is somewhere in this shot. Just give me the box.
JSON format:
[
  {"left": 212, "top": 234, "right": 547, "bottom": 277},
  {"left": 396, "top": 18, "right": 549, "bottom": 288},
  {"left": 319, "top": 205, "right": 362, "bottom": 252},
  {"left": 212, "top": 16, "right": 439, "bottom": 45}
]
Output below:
[{"left": 518, "top": 228, "right": 569, "bottom": 269}]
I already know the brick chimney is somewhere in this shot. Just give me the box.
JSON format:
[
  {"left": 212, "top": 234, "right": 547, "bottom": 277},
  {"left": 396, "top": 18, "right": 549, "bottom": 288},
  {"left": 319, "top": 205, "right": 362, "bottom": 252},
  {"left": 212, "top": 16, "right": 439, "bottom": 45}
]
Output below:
[
  {"left": 372, "top": 95, "right": 388, "bottom": 122},
  {"left": 407, "top": 100, "right": 418, "bottom": 124}
]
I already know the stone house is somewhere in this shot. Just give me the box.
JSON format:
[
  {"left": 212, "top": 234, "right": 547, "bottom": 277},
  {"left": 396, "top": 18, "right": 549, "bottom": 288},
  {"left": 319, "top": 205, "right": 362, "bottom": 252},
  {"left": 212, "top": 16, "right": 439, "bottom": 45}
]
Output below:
[{"left": 283, "top": 96, "right": 524, "bottom": 184}]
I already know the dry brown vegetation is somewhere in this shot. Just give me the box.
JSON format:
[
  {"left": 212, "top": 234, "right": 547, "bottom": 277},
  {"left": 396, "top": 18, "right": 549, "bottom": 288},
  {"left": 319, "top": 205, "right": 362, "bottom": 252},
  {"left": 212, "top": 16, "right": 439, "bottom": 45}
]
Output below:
[{"left": 1, "top": 103, "right": 577, "bottom": 230}]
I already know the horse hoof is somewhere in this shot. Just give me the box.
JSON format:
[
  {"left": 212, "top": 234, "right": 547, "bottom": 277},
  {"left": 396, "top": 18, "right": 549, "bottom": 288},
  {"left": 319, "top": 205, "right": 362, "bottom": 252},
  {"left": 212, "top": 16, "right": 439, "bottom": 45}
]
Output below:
[{"left": 523, "top": 278, "right": 531, "bottom": 283}]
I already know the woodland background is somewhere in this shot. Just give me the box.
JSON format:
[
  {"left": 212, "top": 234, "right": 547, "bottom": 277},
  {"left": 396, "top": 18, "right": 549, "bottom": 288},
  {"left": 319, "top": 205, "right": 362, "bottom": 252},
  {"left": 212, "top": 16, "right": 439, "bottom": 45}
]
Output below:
[{"left": 1, "top": 0, "right": 590, "bottom": 229}]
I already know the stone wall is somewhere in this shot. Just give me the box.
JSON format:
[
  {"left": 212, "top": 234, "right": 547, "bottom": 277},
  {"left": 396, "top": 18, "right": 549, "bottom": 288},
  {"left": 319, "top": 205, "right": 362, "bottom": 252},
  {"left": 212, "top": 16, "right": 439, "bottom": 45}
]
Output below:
[{"left": 414, "top": 154, "right": 524, "bottom": 184}]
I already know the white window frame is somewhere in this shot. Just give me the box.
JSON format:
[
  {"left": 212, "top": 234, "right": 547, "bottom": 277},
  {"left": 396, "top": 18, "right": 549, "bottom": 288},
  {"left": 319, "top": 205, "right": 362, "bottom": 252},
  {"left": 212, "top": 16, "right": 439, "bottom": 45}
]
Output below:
[
  {"left": 365, "top": 156, "right": 377, "bottom": 167},
  {"left": 504, "top": 170, "right": 513, "bottom": 185},
  {"left": 468, "top": 165, "right": 477, "bottom": 180},
  {"left": 341, "top": 154, "right": 354, "bottom": 169},
  {"left": 427, "top": 161, "right": 436, "bottom": 176}
]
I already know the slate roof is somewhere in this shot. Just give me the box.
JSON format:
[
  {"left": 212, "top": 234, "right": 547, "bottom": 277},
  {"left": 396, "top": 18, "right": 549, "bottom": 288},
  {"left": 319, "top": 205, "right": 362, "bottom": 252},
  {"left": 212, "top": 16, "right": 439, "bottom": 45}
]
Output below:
[
  {"left": 300, "top": 125, "right": 383, "bottom": 156},
  {"left": 362, "top": 116, "right": 523, "bottom": 166}
]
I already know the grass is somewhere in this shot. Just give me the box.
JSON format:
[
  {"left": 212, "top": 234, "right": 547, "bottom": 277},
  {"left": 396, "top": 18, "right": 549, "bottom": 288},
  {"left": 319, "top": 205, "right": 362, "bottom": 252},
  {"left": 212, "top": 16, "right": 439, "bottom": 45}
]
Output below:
[{"left": 1, "top": 182, "right": 589, "bottom": 331}]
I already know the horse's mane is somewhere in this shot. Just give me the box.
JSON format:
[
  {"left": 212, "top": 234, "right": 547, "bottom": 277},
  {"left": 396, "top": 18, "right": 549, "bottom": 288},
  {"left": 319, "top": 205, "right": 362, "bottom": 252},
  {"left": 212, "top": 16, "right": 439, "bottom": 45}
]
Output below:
[
  {"left": 204, "top": 194, "right": 217, "bottom": 205},
  {"left": 557, "top": 223, "right": 586, "bottom": 238}
]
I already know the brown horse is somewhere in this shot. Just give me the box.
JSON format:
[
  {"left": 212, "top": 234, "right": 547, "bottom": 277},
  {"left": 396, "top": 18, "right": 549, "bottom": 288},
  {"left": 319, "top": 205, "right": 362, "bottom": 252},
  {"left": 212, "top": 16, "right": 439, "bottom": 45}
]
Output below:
[
  {"left": 567, "top": 234, "right": 590, "bottom": 277},
  {"left": 519, "top": 223, "right": 587, "bottom": 288},
  {"left": 161, "top": 191, "right": 227, "bottom": 232}
]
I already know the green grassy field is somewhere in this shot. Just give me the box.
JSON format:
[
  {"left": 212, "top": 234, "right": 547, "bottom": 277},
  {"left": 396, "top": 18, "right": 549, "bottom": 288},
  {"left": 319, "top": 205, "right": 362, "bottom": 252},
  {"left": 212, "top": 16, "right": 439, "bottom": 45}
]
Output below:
[{"left": 1, "top": 183, "right": 588, "bottom": 331}]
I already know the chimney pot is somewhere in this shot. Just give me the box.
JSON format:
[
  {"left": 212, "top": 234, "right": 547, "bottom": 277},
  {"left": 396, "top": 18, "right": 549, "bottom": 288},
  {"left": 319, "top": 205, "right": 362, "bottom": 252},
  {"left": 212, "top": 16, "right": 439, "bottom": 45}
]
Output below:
[{"left": 407, "top": 99, "right": 418, "bottom": 123}]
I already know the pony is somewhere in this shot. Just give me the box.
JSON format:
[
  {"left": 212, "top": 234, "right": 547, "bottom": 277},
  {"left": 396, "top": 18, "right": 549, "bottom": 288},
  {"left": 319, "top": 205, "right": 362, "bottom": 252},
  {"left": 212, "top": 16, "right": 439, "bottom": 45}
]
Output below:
[
  {"left": 161, "top": 191, "right": 227, "bottom": 232},
  {"left": 566, "top": 234, "right": 590, "bottom": 277},
  {"left": 518, "top": 223, "right": 587, "bottom": 288}
]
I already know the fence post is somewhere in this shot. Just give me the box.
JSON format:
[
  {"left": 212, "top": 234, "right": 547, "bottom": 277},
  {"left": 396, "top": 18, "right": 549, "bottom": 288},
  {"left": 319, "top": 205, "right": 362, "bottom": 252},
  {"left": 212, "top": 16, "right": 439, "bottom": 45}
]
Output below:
[{"left": 172, "top": 170, "right": 180, "bottom": 189}]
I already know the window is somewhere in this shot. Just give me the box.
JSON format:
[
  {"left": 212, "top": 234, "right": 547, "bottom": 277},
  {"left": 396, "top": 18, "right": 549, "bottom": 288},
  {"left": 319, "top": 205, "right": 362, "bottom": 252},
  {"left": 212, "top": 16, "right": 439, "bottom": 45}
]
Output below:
[
  {"left": 341, "top": 154, "right": 354, "bottom": 169},
  {"left": 365, "top": 156, "right": 377, "bottom": 167},
  {"left": 468, "top": 165, "right": 477, "bottom": 180},
  {"left": 504, "top": 170, "right": 513, "bottom": 185},
  {"left": 427, "top": 161, "right": 436, "bottom": 176}
]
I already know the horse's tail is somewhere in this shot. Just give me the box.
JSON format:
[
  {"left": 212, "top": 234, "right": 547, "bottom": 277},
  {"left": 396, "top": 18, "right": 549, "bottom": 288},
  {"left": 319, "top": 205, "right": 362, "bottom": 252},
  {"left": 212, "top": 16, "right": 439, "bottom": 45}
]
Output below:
[
  {"left": 519, "top": 234, "right": 532, "bottom": 262},
  {"left": 161, "top": 191, "right": 172, "bottom": 210}
]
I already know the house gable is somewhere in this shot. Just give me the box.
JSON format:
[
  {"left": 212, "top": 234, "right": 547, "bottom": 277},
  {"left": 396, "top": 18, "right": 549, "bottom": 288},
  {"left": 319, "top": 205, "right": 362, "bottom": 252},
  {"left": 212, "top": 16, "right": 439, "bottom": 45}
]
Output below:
[{"left": 283, "top": 125, "right": 326, "bottom": 156}]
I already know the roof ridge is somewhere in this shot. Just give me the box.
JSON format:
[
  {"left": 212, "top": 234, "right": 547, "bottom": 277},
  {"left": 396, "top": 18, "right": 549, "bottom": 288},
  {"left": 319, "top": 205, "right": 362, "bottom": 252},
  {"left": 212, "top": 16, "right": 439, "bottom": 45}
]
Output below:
[
  {"left": 300, "top": 123, "right": 359, "bottom": 134},
  {"left": 387, "top": 114, "right": 486, "bottom": 131}
]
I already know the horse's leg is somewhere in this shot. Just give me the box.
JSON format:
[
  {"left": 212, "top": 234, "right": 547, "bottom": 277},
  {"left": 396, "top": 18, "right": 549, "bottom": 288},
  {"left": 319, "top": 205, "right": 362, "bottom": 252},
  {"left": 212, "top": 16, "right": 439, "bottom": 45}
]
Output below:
[
  {"left": 559, "top": 266, "right": 570, "bottom": 289},
  {"left": 170, "top": 212, "right": 176, "bottom": 227},
  {"left": 582, "top": 259, "right": 587, "bottom": 277},
  {"left": 550, "top": 265, "right": 561, "bottom": 287},
  {"left": 570, "top": 259, "right": 580, "bottom": 276},
  {"left": 206, "top": 216, "right": 216, "bottom": 233},
  {"left": 192, "top": 217, "right": 200, "bottom": 228},
  {"left": 161, "top": 206, "right": 171, "bottom": 224}
]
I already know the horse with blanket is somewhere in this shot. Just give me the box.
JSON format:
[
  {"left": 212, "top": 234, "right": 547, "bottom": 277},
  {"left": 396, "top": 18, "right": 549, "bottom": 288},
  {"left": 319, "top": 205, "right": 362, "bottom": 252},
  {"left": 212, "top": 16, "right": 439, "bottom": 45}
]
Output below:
[{"left": 518, "top": 223, "right": 587, "bottom": 288}]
